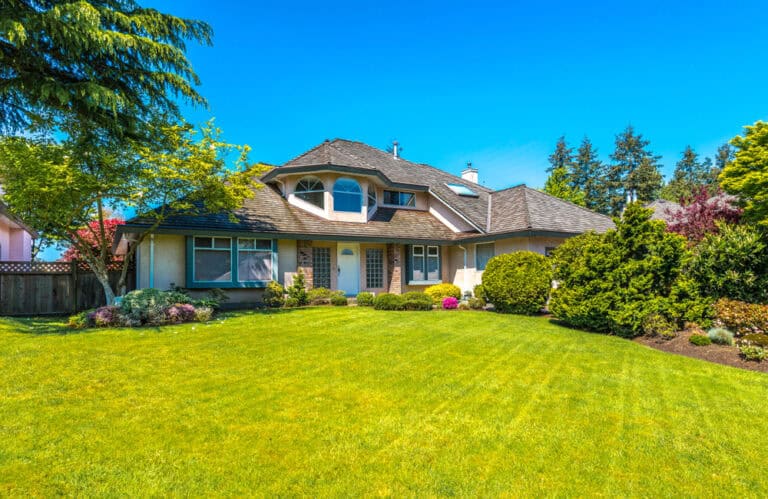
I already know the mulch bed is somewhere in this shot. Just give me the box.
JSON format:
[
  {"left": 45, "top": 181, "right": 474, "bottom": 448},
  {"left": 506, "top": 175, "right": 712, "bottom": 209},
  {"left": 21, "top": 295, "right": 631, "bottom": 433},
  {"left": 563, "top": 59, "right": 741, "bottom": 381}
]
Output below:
[{"left": 635, "top": 328, "right": 768, "bottom": 373}]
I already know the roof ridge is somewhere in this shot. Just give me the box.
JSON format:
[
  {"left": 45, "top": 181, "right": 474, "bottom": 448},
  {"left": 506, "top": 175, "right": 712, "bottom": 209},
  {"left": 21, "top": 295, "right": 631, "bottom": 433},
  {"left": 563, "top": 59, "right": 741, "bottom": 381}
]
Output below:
[{"left": 491, "top": 183, "right": 527, "bottom": 194}]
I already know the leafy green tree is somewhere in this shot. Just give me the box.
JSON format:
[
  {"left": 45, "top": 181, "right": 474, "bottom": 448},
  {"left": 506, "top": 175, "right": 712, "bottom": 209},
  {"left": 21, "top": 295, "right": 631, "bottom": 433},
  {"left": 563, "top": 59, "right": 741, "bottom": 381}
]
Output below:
[
  {"left": 720, "top": 120, "right": 768, "bottom": 226},
  {"left": 543, "top": 136, "right": 585, "bottom": 205},
  {"left": 0, "top": 120, "right": 264, "bottom": 304},
  {"left": 0, "top": 0, "right": 211, "bottom": 138},
  {"left": 607, "top": 126, "right": 664, "bottom": 215},
  {"left": 550, "top": 203, "right": 709, "bottom": 337},
  {"left": 660, "top": 146, "right": 716, "bottom": 201},
  {"left": 571, "top": 137, "right": 609, "bottom": 213}
]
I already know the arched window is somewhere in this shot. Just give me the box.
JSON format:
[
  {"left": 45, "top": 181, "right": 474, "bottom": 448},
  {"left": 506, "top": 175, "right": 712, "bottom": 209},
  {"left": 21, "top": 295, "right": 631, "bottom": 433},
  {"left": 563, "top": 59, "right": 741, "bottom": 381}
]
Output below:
[
  {"left": 367, "top": 185, "right": 377, "bottom": 210},
  {"left": 333, "top": 178, "right": 363, "bottom": 212},
  {"left": 295, "top": 176, "right": 325, "bottom": 208}
]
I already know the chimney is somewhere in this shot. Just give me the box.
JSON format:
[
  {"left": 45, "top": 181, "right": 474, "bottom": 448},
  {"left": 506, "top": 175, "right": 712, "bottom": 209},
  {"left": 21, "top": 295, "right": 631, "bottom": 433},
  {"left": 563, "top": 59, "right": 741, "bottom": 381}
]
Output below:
[
  {"left": 461, "top": 161, "right": 478, "bottom": 184},
  {"left": 392, "top": 140, "right": 399, "bottom": 159}
]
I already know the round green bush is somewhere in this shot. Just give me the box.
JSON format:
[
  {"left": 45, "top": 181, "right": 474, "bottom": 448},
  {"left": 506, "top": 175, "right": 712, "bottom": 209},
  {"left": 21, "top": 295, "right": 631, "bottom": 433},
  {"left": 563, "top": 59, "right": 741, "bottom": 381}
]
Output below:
[
  {"left": 740, "top": 333, "right": 768, "bottom": 347},
  {"left": 739, "top": 345, "right": 766, "bottom": 362},
  {"left": 473, "top": 284, "right": 487, "bottom": 301},
  {"left": 263, "top": 281, "right": 285, "bottom": 308},
  {"left": 373, "top": 293, "right": 405, "bottom": 311},
  {"left": 482, "top": 251, "right": 552, "bottom": 315},
  {"left": 330, "top": 293, "right": 348, "bottom": 306},
  {"left": 307, "top": 287, "right": 333, "bottom": 305},
  {"left": 424, "top": 283, "right": 461, "bottom": 304},
  {"left": 356, "top": 292, "right": 374, "bottom": 307},
  {"left": 689, "top": 334, "right": 712, "bottom": 346},
  {"left": 401, "top": 292, "right": 433, "bottom": 311}
]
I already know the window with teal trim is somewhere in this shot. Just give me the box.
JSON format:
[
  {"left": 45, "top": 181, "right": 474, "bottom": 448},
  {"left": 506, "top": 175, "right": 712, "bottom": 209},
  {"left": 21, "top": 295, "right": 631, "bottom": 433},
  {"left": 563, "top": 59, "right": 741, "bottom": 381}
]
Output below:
[
  {"left": 193, "top": 237, "right": 232, "bottom": 282},
  {"left": 238, "top": 238, "right": 272, "bottom": 282},
  {"left": 475, "top": 243, "right": 495, "bottom": 271}
]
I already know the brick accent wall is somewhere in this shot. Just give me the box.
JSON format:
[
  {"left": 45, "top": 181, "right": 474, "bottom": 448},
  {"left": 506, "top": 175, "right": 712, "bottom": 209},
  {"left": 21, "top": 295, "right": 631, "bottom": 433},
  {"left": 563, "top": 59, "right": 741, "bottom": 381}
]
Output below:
[
  {"left": 386, "top": 243, "right": 402, "bottom": 295},
  {"left": 297, "top": 239, "right": 314, "bottom": 289}
]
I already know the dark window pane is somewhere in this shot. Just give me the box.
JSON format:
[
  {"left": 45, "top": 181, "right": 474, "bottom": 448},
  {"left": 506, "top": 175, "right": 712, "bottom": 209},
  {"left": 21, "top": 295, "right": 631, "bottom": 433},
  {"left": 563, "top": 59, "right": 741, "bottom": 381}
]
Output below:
[
  {"left": 427, "top": 255, "right": 439, "bottom": 281},
  {"left": 412, "top": 253, "right": 424, "bottom": 281},
  {"left": 214, "top": 238, "right": 230, "bottom": 249},
  {"left": 313, "top": 247, "right": 331, "bottom": 288},
  {"left": 296, "top": 177, "right": 325, "bottom": 208},
  {"left": 476, "top": 243, "right": 495, "bottom": 271},
  {"left": 195, "top": 249, "right": 231, "bottom": 282},
  {"left": 297, "top": 190, "right": 324, "bottom": 208},
  {"left": 195, "top": 237, "right": 212, "bottom": 248},
  {"left": 334, "top": 192, "right": 362, "bottom": 212},
  {"left": 238, "top": 251, "right": 271, "bottom": 281}
]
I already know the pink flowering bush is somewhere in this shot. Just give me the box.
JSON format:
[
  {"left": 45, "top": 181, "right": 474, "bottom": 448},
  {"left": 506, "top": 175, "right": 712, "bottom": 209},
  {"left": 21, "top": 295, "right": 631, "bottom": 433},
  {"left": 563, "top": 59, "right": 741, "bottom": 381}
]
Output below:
[
  {"left": 442, "top": 296, "right": 459, "bottom": 310},
  {"left": 166, "top": 303, "right": 197, "bottom": 324}
]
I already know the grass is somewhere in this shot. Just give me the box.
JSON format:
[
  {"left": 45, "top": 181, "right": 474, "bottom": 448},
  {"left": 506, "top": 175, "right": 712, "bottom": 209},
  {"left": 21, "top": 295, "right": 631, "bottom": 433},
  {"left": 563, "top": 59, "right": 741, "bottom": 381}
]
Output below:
[{"left": 1, "top": 307, "right": 767, "bottom": 496}]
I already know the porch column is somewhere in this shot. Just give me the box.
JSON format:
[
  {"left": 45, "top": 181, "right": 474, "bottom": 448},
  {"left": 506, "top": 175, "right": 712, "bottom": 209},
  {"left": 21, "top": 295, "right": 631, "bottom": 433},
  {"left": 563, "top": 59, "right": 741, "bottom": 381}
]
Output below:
[{"left": 386, "top": 243, "right": 402, "bottom": 294}]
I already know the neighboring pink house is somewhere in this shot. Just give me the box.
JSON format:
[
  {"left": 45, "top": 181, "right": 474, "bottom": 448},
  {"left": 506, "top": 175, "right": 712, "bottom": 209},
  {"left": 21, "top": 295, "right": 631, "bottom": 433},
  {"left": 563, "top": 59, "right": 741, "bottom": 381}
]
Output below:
[{"left": 0, "top": 202, "right": 37, "bottom": 261}]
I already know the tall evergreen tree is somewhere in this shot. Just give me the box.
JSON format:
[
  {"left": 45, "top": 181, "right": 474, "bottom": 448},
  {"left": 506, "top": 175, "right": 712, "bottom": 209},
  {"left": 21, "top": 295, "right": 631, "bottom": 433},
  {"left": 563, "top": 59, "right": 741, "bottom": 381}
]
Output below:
[
  {"left": 661, "top": 146, "right": 716, "bottom": 201},
  {"left": 607, "top": 126, "right": 664, "bottom": 215},
  {"left": 0, "top": 0, "right": 211, "bottom": 139},
  {"left": 712, "top": 143, "right": 734, "bottom": 185},
  {"left": 572, "top": 137, "right": 609, "bottom": 214},
  {"left": 543, "top": 137, "right": 584, "bottom": 205}
]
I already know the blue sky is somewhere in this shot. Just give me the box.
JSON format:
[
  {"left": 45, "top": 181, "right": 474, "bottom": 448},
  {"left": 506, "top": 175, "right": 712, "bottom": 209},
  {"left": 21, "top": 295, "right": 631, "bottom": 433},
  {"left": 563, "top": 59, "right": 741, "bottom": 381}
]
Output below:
[
  {"left": 41, "top": 0, "right": 768, "bottom": 260},
  {"left": 141, "top": 0, "right": 767, "bottom": 190}
]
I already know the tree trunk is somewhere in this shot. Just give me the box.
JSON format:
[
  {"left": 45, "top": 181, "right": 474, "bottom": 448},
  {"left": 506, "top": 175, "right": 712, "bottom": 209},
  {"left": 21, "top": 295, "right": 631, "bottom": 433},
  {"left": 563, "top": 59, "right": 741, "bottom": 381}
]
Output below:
[{"left": 86, "top": 259, "right": 117, "bottom": 306}]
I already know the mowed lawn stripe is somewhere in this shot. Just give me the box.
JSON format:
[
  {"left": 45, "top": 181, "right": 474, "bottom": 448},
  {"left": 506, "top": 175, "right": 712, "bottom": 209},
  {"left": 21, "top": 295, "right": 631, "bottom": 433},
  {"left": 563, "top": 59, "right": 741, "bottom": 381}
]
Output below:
[{"left": 0, "top": 308, "right": 766, "bottom": 496}]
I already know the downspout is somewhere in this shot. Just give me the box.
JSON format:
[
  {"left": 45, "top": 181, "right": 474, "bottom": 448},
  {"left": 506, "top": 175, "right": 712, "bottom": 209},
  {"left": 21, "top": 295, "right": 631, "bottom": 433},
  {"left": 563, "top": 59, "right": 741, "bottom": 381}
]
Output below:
[
  {"left": 458, "top": 245, "right": 467, "bottom": 295},
  {"left": 149, "top": 234, "right": 155, "bottom": 289}
]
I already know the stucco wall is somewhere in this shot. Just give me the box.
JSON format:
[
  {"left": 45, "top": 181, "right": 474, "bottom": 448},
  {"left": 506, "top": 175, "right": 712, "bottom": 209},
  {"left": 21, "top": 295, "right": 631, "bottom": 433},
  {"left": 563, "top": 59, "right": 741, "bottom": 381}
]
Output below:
[
  {"left": 137, "top": 234, "right": 186, "bottom": 290},
  {"left": 428, "top": 197, "right": 476, "bottom": 233},
  {"left": 277, "top": 239, "right": 297, "bottom": 286},
  {"left": 0, "top": 218, "right": 33, "bottom": 261},
  {"left": 0, "top": 219, "right": 9, "bottom": 260}
]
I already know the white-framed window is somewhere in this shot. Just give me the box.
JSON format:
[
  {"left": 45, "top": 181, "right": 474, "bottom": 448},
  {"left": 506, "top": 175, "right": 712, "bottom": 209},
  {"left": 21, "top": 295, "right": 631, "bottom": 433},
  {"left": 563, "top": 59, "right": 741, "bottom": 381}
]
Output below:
[
  {"left": 475, "top": 243, "right": 495, "bottom": 271},
  {"left": 295, "top": 176, "right": 325, "bottom": 208},
  {"left": 237, "top": 238, "right": 272, "bottom": 282},
  {"left": 193, "top": 236, "right": 232, "bottom": 282},
  {"left": 383, "top": 190, "right": 416, "bottom": 207},
  {"left": 410, "top": 245, "right": 440, "bottom": 282},
  {"left": 333, "top": 178, "right": 362, "bottom": 212}
]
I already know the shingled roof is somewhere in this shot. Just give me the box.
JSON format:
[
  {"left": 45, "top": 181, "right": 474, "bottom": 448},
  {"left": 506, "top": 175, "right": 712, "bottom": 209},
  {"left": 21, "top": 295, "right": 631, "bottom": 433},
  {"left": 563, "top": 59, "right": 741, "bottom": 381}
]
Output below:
[{"left": 122, "top": 139, "right": 614, "bottom": 243}]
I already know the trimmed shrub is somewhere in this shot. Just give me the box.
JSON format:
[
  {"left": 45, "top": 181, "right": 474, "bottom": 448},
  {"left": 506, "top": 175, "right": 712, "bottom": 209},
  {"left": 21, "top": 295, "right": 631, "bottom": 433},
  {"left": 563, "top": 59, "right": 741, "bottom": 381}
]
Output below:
[
  {"left": 193, "top": 288, "right": 228, "bottom": 310},
  {"left": 308, "top": 287, "right": 332, "bottom": 305},
  {"left": 707, "top": 327, "right": 734, "bottom": 346},
  {"left": 473, "top": 284, "right": 487, "bottom": 301},
  {"left": 458, "top": 303, "right": 470, "bottom": 310},
  {"left": 482, "top": 251, "right": 552, "bottom": 315},
  {"left": 263, "top": 281, "right": 285, "bottom": 308},
  {"left": 642, "top": 313, "right": 676, "bottom": 339},
  {"left": 689, "top": 334, "right": 712, "bottom": 346},
  {"left": 442, "top": 296, "right": 459, "bottom": 310},
  {"left": 373, "top": 293, "right": 405, "bottom": 311},
  {"left": 424, "top": 283, "right": 461, "bottom": 304},
  {"left": 402, "top": 292, "right": 433, "bottom": 311},
  {"left": 550, "top": 203, "right": 711, "bottom": 337},
  {"left": 287, "top": 270, "right": 308, "bottom": 306},
  {"left": 468, "top": 297, "right": 485, "bottom": 310},
  {"left": 120, "top": 289, "right": 191, "bottom": 326},
  {"left": 284, "top": 296, "right": 301, "bottom": 308},
  {"left": 356, "top": 292, "right": 375, "bottom": 307},
  {"left": 194, "top": 306, "right": 214, "bottom": 322},
  {"left": 687, "top": 223, "right": 768, "bottom": 304},
  {"left": 166, "top": 303, "right": 196, "bottom": 324},
  {"left": 330, "top": 292, "right": 348, "bottom": 306},
  {"left": 713, "top": 299, "right": 768, "bottom": 336},
  {"left": 740, "top": 334, "right": 768, "bottom": 348},
  {"left": 68, "top": 309, "right": 94, "bottom": 329},
  {"left": 739, "top": 345, "right": 767, "bottom": 362}
]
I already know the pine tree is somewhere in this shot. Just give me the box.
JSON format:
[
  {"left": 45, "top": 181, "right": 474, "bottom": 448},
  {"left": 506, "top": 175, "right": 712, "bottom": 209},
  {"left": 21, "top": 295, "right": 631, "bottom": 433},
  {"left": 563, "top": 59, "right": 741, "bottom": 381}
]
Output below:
[
  {"left": 572, "top": 137, "right": 609, "bottom": 214},
  {"left": 607, "top": 126, "right": 664, "bottom": 215},
  {"left": 0, "top": 1, "right": 211, "bottom": 139},
  {"left": 543, "top": 137, "right": 585, "bottom": 205},
  {"left": 661, "top": 146, "right": 715, "bottom": 201}
]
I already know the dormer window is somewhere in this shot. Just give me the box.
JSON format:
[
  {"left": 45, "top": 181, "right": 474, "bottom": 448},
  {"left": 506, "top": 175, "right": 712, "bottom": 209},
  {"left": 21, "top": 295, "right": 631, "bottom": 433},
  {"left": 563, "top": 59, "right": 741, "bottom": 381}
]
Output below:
[
  {"left": 333, "top": 178, "right": 362, "bottom": 212},
  {"left": 383, "top": 190, "right": 416, "bottom": 207},
  {"left": 295, "top": 176, "right": 325, "bottom": 208}
]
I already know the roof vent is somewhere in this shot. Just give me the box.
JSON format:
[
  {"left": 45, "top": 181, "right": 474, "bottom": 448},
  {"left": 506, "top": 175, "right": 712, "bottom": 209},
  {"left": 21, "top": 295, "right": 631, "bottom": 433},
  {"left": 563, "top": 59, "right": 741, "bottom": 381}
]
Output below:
[
  {"left": 392, "top": 140, "right": 399, "bottom": 159},
  {"left": 461, "top": 161, "right": 478, "bottom": 184}
]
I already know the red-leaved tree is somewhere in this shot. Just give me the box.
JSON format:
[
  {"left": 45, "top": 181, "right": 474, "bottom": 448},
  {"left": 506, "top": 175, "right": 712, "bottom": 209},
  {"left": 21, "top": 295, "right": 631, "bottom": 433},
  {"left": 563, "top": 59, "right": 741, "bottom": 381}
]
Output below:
[
  {"left": 61, "top": 218, "right": 124, "bottom": 263},
  {"left": 665, "top": 187, "right": 742, "bottom": 242}
]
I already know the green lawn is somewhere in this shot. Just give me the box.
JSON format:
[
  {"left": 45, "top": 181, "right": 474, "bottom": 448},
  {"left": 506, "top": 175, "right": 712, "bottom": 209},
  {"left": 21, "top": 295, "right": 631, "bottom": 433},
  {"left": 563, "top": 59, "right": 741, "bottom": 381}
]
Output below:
[{"left": 1, "top": 308, "right": 766, "bottom": 496}]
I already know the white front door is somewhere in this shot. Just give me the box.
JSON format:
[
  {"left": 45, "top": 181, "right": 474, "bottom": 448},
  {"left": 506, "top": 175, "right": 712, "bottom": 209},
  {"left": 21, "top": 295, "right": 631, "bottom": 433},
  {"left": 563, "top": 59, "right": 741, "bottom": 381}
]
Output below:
[{"left": 336, "top": 243, "right": 360, "bottom": 296}]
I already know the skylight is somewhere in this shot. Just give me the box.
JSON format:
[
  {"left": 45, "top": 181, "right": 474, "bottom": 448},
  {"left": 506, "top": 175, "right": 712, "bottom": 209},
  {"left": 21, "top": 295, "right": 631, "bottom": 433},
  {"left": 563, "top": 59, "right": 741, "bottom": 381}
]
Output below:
[{"left": 445, "top": 183, "right": 478, "bottom": 197}]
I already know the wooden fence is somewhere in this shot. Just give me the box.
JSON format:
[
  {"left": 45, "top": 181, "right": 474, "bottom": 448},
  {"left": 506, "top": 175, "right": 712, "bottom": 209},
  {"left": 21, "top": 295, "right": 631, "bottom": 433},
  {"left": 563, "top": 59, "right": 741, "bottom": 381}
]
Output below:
[{"left": 0, "top": 261, "right": 135, "bottom": 316}]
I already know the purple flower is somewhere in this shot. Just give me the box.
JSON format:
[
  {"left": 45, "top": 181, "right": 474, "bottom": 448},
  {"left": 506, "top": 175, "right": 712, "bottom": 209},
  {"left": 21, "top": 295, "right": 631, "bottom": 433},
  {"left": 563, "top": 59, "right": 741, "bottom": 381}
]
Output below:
[
  {"left": 442, "top": 297, "right": 459, "bottom": 310},
  {"left": 165, "top": 303, "right": 197, "bottom": 323}
]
